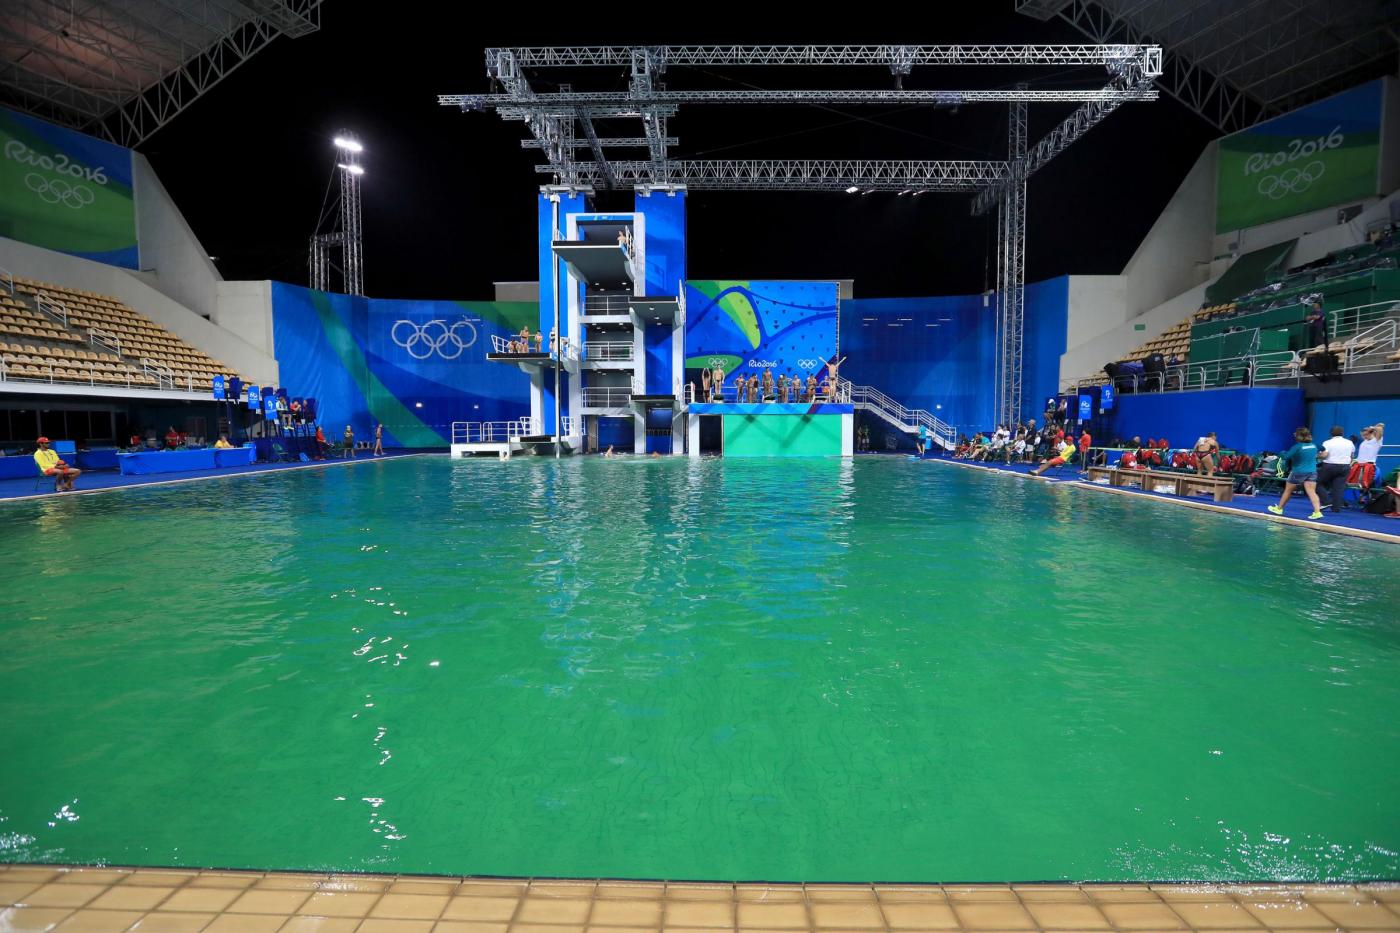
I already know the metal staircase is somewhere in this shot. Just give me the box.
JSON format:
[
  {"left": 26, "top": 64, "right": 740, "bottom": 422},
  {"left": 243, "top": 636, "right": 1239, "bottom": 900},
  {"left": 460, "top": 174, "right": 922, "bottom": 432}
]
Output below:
[{"left": 837, "top": 378, "right": 957, "bottom": 450}]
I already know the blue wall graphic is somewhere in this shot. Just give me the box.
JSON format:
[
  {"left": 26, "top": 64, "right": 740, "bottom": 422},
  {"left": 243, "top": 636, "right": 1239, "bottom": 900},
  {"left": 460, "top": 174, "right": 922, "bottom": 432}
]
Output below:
[
  {"left": 684, "top": 280, "right": 838, "bottom": 387},
  {"left": 838, "top": 276, "right": 1069, "bottom": 436},
  {"left": 270, "top": 282, "right": 535, "bottom": 447}
]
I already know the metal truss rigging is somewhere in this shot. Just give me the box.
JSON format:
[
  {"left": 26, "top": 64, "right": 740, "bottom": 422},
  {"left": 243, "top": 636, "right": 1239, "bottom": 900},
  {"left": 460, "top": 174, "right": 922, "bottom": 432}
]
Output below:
[
  {"left": 1, "top": 0, "right": 322, "bottom": 148},
  {"left": 483, "top": 44, "right": 1161, "bottom": 70},
  {"left": 444, "top": 87, "right": 1161, "bottom": 107},
  {"left": 551, "top": 160, "right": 1010, "bottom": 191},
  {"left": 447, "top": 41, "right": 1162, "bottom": 432}
]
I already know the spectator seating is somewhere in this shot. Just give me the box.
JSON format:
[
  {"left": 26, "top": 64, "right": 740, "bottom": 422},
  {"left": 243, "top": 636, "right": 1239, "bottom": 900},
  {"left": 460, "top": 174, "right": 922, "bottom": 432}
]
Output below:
[{"left": 0, "top": 275, "right": 244, "bottom": 392}]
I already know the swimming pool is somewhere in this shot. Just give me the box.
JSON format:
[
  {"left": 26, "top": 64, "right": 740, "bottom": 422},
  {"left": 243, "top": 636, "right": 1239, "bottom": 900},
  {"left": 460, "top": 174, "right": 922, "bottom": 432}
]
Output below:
[{"left": 1, "top": 455, "right": 1397, "bottom": 882}]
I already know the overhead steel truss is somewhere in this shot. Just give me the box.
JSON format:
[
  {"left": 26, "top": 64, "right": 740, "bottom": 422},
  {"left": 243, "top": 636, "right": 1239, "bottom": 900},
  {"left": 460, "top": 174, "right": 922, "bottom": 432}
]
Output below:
[
  {"left": 447, "top": 88, "right": 1160, "bottom": 107},
  {"left": 0, "top": 0, "right": 322, "bottom": 148},
  {"left": 483, "top": 44, "right": 1162, "bottom": 70},
  {"left": 1021, "top": 0, "right": 1400, "bottom": 134},
  {"left": 550, "top": 160, "right": 1010, "bottom": 191},
  {"left": 445, "top": 42, "right": 1161, "bottom": 426}
]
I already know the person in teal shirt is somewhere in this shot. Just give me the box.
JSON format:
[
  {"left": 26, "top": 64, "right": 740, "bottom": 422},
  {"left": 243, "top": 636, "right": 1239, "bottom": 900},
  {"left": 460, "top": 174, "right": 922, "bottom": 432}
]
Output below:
[
  {"left": 1268, "top": 426, "right": 1324, "bottom": 520},
  {"left": 916, "top": 425, "right": 928, "bottom": 458}
]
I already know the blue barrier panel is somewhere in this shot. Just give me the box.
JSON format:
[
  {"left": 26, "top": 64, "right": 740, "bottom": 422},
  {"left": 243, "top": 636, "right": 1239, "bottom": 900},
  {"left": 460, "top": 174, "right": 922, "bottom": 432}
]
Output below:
[
  {"left": 213, "top": 447, "right": 257, "bottom": 468},
  {"left": 76, "top": 448, "right": 119, "bottom": 470},
  {"left": 118, "top": 449, "right": 217, "bottom": 475},
  {"left": 0, "top": 458, "right": 37, "bottom": 479}
]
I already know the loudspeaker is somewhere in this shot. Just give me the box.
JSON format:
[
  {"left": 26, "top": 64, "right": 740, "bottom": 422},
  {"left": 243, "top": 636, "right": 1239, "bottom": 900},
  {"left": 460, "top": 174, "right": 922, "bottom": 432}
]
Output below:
[{"left": 1304, "top": 353, "right": 1339, "bottom": 378}]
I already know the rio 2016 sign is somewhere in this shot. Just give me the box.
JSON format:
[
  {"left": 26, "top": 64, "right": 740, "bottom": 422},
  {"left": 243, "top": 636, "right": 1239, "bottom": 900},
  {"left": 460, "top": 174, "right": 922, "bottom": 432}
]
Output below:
[
  {"left": 0, "top": 107, "right": 137, "bottom": 269},
  {"left": 1216, "top": 80, "right": 1382, "bottom": 233}
]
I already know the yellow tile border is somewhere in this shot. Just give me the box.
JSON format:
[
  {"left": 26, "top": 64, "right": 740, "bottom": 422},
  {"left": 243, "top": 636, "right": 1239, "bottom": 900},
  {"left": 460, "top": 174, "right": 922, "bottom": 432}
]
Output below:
[{"left": 2, "top": 866, "right": 1398, "bottom": 932}]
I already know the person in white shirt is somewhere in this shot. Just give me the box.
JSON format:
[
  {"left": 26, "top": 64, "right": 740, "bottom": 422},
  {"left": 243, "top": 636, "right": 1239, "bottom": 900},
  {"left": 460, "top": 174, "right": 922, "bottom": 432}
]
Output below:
[
  {"left": 1317, "top": 425, "right": 1356, "bottom": 514},
  {"left": 1357, "top": 423, "right": 1383, "bottom": 465}
]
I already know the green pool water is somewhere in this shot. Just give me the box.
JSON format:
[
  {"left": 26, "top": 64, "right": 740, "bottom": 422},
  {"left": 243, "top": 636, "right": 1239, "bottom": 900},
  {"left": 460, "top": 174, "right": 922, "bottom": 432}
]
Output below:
[{"left": 1, "top": 455, "right": 1398, "bottom": 883}]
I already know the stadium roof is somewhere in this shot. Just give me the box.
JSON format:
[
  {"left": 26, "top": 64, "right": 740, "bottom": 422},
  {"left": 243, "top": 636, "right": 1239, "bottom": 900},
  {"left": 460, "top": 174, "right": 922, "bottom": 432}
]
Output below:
[
  {"left": 0, "top": 0, "right": 322, "bottom": 148},
  {"left": 1019, "top": 0, "right": 1400, "bottom": 133}
]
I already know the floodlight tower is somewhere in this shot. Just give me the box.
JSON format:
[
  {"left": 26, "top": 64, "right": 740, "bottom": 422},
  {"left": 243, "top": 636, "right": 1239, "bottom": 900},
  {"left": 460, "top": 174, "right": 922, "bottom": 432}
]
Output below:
[
  {"left": 310, "top": 132, "right": 367, "bottom": 295},
  {"left": 334, "top": 133, "right": 365, "bottom": 296}
]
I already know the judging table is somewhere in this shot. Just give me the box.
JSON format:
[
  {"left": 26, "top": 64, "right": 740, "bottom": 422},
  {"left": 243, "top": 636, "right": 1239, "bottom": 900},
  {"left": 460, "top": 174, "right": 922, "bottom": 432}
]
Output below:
[{"left": 117, "top": 445, "right": 257, "bottom": 476}]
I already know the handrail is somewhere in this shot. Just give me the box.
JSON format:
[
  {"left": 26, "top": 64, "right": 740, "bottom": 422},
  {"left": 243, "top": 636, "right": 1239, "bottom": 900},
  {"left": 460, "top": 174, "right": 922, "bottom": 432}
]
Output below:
[
  {"left": 488, "top": 332, "right": 580, "bottom": 361},
  {"left": 88, "top": 327, "right": 122, "bottom": 356},
  {"left": 582, "top": 386, "right": 633, "bottom": 407},
  {"left": 583, "top": 294, "right": 632, "bottom": 315},
  {"left": 140, "top": 357, "right": 175, "bottom": 390},
  {"left": 34, "top": 292, "right": 69, "bottom": 328},
  {"left": 1342, "top": 319, "right": 1398, "bottom": 373},
  {"left": 1329, "top": 299, "right": 1400, "bottom": 341},
  {"left": 451, "top": 418, "right": 540, "bottom": 444},
  {"left": 838, "top": 377, "right": 956, "bottom": 447},
  {"left": 584, "top": 340, "right": 633, "bottom": 361},
  {"left": 1073, "top": 295, "right": 1400, "bottom": 395}
]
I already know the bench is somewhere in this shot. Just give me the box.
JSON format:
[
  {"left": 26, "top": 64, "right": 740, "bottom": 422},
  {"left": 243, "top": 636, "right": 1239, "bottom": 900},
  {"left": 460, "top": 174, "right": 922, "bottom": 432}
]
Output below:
[
  {"left": 1085, "top": 465, "right": 1117, "bottom": 484},
  {"left": 1087, "top": 468, "right": 1235, "bottom": 502},
  {"left": 1178, "top": 473, "right": 1235, "bottom": 502}
]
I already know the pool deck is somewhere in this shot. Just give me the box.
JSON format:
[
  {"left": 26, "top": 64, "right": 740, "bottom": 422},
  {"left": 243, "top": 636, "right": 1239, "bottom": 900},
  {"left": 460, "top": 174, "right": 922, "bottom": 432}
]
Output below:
[
  {"left": 0, "top": 451, "right": 431, "bottom": 503},
  {"left": 0, "top": 866, "right": 1396, "bottom": 932},
  {"left": 924, "top": 455, "right": 1400, "bottom": 546}
]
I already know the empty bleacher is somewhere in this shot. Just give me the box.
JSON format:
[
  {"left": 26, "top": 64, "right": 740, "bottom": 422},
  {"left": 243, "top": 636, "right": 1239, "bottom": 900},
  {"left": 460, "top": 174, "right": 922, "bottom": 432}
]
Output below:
[{"left": 0, "top": 274, "right": 242, "bottom": 392}]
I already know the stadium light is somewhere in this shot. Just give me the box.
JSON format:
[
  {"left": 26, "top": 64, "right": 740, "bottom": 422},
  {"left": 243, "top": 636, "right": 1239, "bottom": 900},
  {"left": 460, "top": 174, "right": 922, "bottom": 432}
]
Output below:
[
  {"left": 334, "top": 136, "right": 363, "bottom": 153},
  {"left": 338, "top": 163, "right": 365, "bottom": 175},
  {"left": 844, "top": 186, "right": 859, "bottom": 194}
]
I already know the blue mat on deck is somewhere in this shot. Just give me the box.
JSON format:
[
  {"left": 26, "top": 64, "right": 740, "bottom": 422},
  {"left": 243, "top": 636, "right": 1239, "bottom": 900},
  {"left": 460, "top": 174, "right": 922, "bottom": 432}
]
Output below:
[{"left": 0, "top": 450, "right": 433, "bottom": 501}]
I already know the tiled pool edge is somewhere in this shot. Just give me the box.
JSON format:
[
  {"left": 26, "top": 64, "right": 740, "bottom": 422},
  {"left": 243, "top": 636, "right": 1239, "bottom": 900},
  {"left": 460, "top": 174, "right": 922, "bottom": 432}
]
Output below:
[
  {"left": 2, "top": 864, "right": 1398, "bottom": 932},
  {"left": 929, "top": 456, "right": 1400, "bottom": 546}
]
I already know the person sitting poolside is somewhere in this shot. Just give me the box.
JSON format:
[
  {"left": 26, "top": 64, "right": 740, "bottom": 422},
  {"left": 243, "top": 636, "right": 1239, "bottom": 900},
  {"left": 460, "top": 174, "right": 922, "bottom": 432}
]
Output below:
[
  {"left": 214, "top": 435, "right": 234, "bottom": 449},
  {"left": 1032, "top": 438, "right": 1077, "bottom": 476},
  {"left": 33, "top": 437, "right": 80, "bottom": 491}
]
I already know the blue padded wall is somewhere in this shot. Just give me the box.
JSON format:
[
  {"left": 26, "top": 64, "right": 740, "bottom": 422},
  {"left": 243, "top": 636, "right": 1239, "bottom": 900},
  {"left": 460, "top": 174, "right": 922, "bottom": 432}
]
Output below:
[
  {"left": 839, "top": 294, "right": 994, "bottom": 437},
  {"left": 838, "top": 278, "right": 1069, "bottom": 436},
  {"left": 634, "top": 190, "right": 686, "bottom": 296},
  {"left": 1023, "top": 276, "right": 1070, "bottom": 420},
  {"left": 1308, "top": 398, "right": 1400, "bottom": 457},
  {"left": 1109, "top": 387, "right": 1305, "bottom": 454}
]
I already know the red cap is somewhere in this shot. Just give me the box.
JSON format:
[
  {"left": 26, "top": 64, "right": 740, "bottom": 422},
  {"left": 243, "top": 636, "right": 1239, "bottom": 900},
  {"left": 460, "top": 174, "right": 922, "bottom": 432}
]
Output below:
[{"left": 36, "top": 436, "right": 50, "bottom": 444}]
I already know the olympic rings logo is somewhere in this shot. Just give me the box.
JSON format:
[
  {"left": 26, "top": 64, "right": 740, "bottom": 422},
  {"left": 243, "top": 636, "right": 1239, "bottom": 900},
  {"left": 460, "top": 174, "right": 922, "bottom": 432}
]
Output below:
[
  {"left": 25, "top": 173, "right": 95, "bottom": 209},
  {"left": 1256, "top": 161, "right": 1324, "bottom": 200},
  {"left": 706, "top": 357, "right": 727, "bottom": 368},
  {"left": 390, "top": 318, "right": 478, "bottom": 360},
  {"left": 797, "top": 358, "right": 822, "bottom": 370}
]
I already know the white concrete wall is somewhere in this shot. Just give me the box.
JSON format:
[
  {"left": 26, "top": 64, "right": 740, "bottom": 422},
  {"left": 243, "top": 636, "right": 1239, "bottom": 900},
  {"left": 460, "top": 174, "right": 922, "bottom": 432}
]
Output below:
[
  {"left": 131, "top": 153, "right": 222, "bottom": 321},
  {"left": 1059, "top": 144, "right": 1216, "bottom": 373},
  {"left": 0, "top": 234, "right": 278, "bottom": 384},
  {"left": 1060, "top": 280, "right": 1215, "bottom": 387},
  {"left": 1118, "top": 141, "right": 1218, "bottom": 317},
  {"left": 1065, "top": 275, "right": 1128, "bottom": 351},
  {"left": 215, "top": 280, "right": 275, "bottom": 356}
]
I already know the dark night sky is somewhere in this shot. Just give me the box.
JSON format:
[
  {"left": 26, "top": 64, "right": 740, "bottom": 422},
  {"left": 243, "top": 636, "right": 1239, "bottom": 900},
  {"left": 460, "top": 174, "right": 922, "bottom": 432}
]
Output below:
[{"left": 140, "top": 11, "right": 1218, "bottom": 301}]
